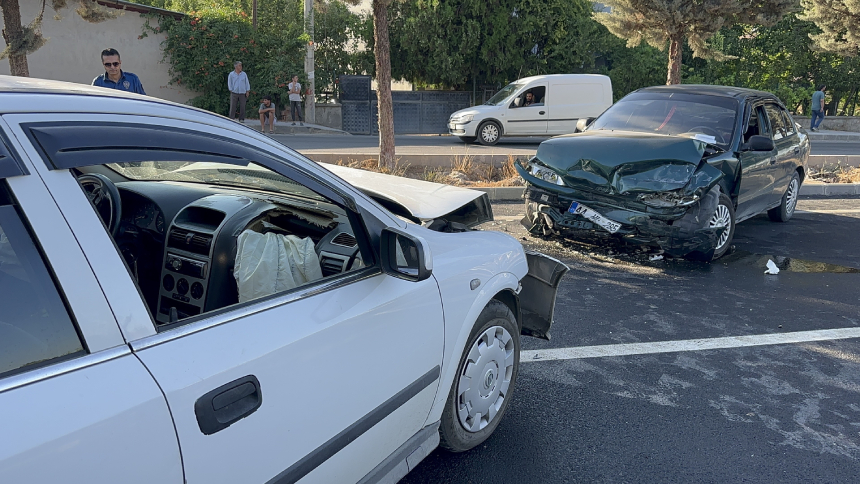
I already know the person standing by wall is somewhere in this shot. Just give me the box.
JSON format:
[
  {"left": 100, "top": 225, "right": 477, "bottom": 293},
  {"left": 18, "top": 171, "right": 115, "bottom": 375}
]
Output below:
[
  {"left": 228, "top": 61, "right": 251, "bottom": 122},
  {"left": 810, "top": 85, "right": 826, "bottom": 132},
  {"left": 92, "top": 48, "right": 146, "bottom": 95},
  {"left": 288, "top": 75, "right": 304, "bottom": 126}
]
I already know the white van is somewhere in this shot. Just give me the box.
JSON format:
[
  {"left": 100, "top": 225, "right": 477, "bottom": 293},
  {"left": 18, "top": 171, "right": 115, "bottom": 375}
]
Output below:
[{"left": 448, "top": 74, "right": 613, "bottom": 145}]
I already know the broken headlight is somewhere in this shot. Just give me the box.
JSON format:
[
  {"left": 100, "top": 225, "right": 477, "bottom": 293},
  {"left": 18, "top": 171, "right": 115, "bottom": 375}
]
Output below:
[
  {"left": 638, "top": 191, "right": 700, "bottom": 208},
  {"left": 524, "top": 161, "right": 565, "bottom": 186}
]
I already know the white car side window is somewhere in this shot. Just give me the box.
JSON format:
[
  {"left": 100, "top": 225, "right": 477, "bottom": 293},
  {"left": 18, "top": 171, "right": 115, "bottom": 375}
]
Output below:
[
  {"left": 0, "top": 182, "right": 85, "bottom": 377},
  {"left": 74, "top": 159, "right": 370, "bottom": 328}
]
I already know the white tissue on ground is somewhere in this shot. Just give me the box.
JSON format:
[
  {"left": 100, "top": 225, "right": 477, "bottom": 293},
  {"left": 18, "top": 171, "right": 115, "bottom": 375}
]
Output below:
[
  {"left": 649, "top": 254, "right": 664, "bottom": 261},
  {"left": 764, "top": 259, "right": 780, "bottom": 275}
]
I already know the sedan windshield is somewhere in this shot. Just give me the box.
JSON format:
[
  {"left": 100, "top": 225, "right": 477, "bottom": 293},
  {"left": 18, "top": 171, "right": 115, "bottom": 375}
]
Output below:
[
  {"left": 107, "top": 161, "right": 328, "bottom": 201},
  {"left": 589, "top": 92, "right": 739, "bottom": 148},
  {"left": 485, "top": 83, "right": 526, "bottom": 106}
]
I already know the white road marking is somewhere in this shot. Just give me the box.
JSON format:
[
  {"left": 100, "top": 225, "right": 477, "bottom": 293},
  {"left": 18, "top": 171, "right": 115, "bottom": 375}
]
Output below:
[
  {"left": 521, "top": 327, "right": 860, "bottom": 362},
  {"left": 796, "top": 209, "right": 860, "bottom": 214}
]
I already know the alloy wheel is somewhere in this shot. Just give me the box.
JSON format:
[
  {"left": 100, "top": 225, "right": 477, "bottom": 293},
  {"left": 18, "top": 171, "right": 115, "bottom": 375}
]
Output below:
[
  {"left": 456, "top": 326, "right": 515, "bottom": 432},
  {"left": 785, "top": 177, "right": 799, "bottom": 216},
  {"left": 708, "top": 203, "right": 732, "bottom": 251}
]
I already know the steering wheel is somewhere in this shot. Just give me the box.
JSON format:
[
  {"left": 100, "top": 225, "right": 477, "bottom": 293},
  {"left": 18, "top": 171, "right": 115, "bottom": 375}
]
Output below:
[
  {"left": 77, "top": 173, "right": 122, "bottom": 237},
  {"left": 686, "top": 126, "right": 726, "bottom": 145}
]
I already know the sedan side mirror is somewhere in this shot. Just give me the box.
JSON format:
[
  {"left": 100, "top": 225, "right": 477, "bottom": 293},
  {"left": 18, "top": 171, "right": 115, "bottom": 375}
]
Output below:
[
  {"left": 742, "top": 135, "right": 775, "bottom": 152},
  {"left": 380, "top": 227, "right": 433, "bottom": 282},
  {"left": 575, "top": 118, "right": 594, "bottom": 133}
]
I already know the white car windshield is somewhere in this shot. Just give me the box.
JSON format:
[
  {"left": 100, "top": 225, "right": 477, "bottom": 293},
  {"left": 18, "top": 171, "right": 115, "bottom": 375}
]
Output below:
[
  {"left": 589, "top": 92, "right": 739, "bottom": 148},
  {"left": 485, "top": 83, "right": 526, "bottom": 106},
  {"left": 107, "top": 161, "right": 328, "bottom": 201}
]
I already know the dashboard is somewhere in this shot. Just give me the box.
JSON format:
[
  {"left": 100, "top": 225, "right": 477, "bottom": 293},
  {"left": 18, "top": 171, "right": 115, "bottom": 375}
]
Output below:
[{"left": 114, "top": 181, "right": 361, "bottom": 325}]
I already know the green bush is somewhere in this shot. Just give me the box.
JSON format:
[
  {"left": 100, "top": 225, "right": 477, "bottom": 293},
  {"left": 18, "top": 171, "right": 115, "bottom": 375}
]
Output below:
[{"left": 144, "top": 8, "right": 305, "bottom": 115}]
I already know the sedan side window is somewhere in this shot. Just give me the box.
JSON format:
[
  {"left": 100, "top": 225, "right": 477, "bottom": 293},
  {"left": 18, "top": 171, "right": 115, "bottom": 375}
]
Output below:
[
  {"left": 781, "top": 109, "right": 796, "bottom": 135},
  {"left": 765, "top": 104, "right": 787, "bottom": 140},
  {"left": 0, "top": 182, "right": 85, "bottom": 377}
]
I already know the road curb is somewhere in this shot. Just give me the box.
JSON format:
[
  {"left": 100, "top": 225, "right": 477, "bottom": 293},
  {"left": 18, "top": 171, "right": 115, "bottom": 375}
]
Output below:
[
  {"left": 473, "top": 184, "right": 860, "bottom": 200},
  {"left": 809, "top": 155, "right": 860, "bottom": 167}
]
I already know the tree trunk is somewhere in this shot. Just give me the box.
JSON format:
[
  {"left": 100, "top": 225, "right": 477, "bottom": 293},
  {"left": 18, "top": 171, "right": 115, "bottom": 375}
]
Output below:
[
  {"left": 372, "top": 0, "right": 395, "bottom": 170},
  {"left": 0, "top": 0, "right": 30, "bottom": 76},
  {"left": 666, "top": 34, "right": 682, "bottom": 85}
]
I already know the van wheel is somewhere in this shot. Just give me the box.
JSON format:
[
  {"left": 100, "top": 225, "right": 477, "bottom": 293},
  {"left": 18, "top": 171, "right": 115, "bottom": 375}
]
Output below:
[
  {"left": 477, "top": 121, "right": 501, "bottom": 146},
  {"left": 459, "top": 136, "right": 477, "bottom": 144}
]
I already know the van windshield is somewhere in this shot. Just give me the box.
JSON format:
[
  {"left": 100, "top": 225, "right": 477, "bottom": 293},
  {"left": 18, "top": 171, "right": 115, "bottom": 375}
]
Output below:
[{"left": 485, "top": 83, "right": 526, "bottom": 106}]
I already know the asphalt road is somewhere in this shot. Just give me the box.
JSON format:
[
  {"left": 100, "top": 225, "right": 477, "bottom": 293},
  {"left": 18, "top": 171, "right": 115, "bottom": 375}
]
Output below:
[
  {"left": 402, "top": 196, "right": 860, "bottom": 483},
  {"left": 277, "top": 134, "right": 859, "bottom": 156}
]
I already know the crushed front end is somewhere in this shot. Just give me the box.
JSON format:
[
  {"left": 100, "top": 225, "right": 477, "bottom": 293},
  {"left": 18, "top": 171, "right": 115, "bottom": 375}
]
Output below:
[{"left": 516, "top": 131, "right": 726, "bottom": 258}]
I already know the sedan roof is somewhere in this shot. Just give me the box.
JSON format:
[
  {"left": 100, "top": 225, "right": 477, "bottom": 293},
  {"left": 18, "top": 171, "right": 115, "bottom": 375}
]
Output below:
[{"left": 636, "top": 84, "right": 778, "bottom": 101}]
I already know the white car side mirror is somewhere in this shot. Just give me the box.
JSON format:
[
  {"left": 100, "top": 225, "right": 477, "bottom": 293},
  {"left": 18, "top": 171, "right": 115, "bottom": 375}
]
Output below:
[{"left": 380, "top": 228, "right": 433, "bottom": 282}]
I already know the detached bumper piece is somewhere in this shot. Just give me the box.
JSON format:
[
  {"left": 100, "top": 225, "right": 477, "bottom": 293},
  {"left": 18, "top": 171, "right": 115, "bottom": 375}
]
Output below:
[
  {"left": 519, "top": 251, "right": 569, "bottom": 340},
  {"left": 523, "top": 187, "right": 724, "bottom": 258}
]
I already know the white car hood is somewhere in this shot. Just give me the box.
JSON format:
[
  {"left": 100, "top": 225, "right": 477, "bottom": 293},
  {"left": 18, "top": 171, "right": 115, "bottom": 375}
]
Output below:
[{"left": 324, "top": 164, "right": 493, "bottom": 227}]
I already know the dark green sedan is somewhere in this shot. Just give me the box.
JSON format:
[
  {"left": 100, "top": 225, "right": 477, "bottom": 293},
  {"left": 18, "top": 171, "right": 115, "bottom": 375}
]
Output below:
[{"left": 517, "top": 85, "right": 810, "bottom": 260}]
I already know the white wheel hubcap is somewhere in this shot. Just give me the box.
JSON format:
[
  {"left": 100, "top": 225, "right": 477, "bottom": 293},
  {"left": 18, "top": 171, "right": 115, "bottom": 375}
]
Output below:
[
  {"left": 481, "top": 124, "right": 499, "bottom": 143},
  {"left": 457, "top": 326, "right": 515, "bottom": 432},
  {"left": 709, "top": 203, "right": 732, "bottom": 251}
]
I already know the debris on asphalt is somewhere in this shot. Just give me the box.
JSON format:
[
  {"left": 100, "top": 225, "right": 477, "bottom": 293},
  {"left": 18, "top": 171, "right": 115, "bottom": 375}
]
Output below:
[
  {"left": 765, "top": 259, "right": 780, "bottom": 275},
  {"left": 650, "top": 255, "right": 664, "bottom": 261}
]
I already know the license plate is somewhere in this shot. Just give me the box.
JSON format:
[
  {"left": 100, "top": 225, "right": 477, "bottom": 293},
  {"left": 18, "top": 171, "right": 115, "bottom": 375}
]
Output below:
[{"left": 568, "top": 202, "right": 622, "bottom": 234}]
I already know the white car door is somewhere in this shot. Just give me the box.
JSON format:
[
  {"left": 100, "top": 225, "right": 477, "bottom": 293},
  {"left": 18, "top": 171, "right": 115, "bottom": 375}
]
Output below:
[
  {"left": 12, "top": 113, "right": 445, "bottom": 484},
  {"left": 0, "top": 127, "right": 182, "bottom": 483}
]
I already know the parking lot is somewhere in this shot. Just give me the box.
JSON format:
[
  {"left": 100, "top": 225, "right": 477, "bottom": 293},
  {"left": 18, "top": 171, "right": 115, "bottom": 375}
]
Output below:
[{"left": 403, "top": 196, "right": 860, "bottom": 483}]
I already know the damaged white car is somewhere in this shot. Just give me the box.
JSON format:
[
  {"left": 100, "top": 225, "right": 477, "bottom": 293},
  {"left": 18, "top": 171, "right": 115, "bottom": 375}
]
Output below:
[{"left": 0, "top": 76, "right": 567, "bottom": 483}]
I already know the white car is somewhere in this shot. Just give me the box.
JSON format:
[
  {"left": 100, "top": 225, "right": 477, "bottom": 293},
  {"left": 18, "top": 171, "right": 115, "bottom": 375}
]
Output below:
[{"left": 0, "top": 76, "right": 567, "bottom": 483}]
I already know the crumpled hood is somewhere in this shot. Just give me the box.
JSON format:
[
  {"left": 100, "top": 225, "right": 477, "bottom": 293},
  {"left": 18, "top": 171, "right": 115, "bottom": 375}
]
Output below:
[{"left": 534, "top": 130, "right": 721, "bottom": 195}]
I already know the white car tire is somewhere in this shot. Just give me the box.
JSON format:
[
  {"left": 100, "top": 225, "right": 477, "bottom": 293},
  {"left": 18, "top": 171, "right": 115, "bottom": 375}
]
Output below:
[{"left": 439, "top": 300, "right": 520, "bottom": 452}]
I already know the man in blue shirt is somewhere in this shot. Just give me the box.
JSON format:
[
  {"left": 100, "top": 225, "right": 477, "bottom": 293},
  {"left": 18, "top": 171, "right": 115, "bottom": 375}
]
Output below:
[
  {"left": 810, "top": 85, "right": 826, "bottom": 132},
  {"left": 228, "top": 61, "right": 251, "bottom": 122},
  {"left": 92, "top": 48, "right": 146, "bottom": 95}
]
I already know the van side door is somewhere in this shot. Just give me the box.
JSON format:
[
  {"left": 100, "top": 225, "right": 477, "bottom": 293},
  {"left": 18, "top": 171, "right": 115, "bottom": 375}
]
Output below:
[{"left": 504, "top": 82, "right": 548, "bottom": 135}]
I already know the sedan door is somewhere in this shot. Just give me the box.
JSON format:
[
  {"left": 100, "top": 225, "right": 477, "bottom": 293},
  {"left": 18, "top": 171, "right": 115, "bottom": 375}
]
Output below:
[
  {"left": 13, "top": 113, "right": 445, "bottom": 484},
  {"left": 0, "top": 127, "right": 182, "bottom": 483},
  {"left": 762, "top": 103, "right": 795, "bottom": 205},
  {"left": 736, "top": 105, "right": 777, "bottom": 220}
]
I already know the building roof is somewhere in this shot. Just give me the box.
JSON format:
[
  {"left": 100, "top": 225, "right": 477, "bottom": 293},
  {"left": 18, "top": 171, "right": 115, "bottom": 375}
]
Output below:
[{"left": 96, "top": 0, "right": 185, "bottom": 20}]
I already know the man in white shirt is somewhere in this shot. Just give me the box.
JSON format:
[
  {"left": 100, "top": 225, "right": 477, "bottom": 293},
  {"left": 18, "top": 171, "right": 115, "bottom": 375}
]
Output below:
[
  {"left": 288, "top": 75, "right": 304, "bottom": 126},
  {"left": 227, "top": 61, "right": 251, "bottom": 122}
]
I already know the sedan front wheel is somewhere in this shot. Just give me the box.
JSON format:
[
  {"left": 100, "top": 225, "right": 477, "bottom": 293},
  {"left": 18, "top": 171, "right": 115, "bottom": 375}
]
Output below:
[
  {"left": 708, "top": 193, "right": 736, "bottom": 260},
  {"left": 439, "top": 300, "right": 520, "bottom": 452}
]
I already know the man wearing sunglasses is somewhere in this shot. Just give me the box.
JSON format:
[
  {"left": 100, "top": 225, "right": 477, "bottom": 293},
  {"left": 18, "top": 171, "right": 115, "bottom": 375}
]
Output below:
[{"left": 92, "top": 48, "right": 146, "bottom": 95}]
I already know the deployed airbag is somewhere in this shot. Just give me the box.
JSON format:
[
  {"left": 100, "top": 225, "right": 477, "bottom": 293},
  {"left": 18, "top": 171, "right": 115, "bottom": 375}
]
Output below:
[{"left": 234, "top": 230, "right": 323, "bottom": 303}]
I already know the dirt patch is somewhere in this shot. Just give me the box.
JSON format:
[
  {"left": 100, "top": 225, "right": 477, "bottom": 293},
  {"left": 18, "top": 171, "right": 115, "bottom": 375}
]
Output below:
[{"left": 809, "top": 164, "right": 860, "bottom": 183}]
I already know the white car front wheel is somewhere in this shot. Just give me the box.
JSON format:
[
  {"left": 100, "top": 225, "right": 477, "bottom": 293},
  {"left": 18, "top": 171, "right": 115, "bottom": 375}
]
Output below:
[{"left": 439, "top": 300, "right": 520, "bottom": 452}]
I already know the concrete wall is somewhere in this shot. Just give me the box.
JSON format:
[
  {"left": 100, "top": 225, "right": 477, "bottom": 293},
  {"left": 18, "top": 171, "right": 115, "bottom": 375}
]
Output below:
[
  {"left": 0, "top": 3, "right": 196, "bottom": 104},
  {"left": 313, "top": 104, "right": 342, "bottom": 130},
  {"left": 794, "top": 116, "right": 860, "bottom": 132}
]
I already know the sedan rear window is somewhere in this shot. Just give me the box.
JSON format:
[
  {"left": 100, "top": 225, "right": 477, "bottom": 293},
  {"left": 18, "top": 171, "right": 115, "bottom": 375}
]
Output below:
[{"left": 590, "top": 92, "right": 738, "bottom": 148}]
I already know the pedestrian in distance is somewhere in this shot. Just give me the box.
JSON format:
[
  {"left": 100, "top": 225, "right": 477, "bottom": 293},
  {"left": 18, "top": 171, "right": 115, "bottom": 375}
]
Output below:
[
  {"left": 288, "top": 75, "right": 304, "bottom": 126},
  {"left": 258, "top": 95, "right": 277, "bottom": 134},
  {"left": 810, "top": 85, "right": 826, "bottom": 132},
  {"left": 92, "top": 48, "right": 146, "bottom": 95},
  {"left": 228, "top": 61, "right": 251, "bottom": 122}
]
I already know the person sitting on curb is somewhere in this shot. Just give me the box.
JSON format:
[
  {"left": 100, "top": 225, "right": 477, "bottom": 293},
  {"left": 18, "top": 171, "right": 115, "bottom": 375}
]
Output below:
[{"left": 258, "top": 95, "right": 276, "bottom": 133}]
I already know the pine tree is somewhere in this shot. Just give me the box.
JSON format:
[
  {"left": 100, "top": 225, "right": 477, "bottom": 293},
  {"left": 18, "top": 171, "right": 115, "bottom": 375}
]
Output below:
[
  {"left": 801, "top": 0, "right": 860, "bottom": 56},
  {"left": 593, "top": 0, "right": 796, "bottom": 85}
]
